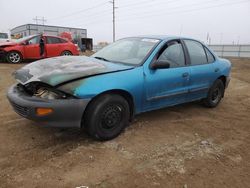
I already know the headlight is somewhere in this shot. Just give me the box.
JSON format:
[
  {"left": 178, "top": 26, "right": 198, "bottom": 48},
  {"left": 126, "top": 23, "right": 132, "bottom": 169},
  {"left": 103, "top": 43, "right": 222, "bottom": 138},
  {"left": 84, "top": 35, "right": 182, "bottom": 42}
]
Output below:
[
  {"left": 34, "top": 87, "right": 66, "bottom": 99},
  {"left": 21, "top": 83, "right": 70, "bottom": 100}
]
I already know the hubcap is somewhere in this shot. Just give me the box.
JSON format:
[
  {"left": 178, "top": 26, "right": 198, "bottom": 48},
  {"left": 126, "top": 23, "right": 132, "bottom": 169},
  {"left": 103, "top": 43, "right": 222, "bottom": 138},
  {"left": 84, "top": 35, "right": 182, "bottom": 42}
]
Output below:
[
  {"left": 101, "top": 105, "right": 123, "bottom": 130},
  {"left": 9, "top": 52, "right": 20, "bottom": 63}
]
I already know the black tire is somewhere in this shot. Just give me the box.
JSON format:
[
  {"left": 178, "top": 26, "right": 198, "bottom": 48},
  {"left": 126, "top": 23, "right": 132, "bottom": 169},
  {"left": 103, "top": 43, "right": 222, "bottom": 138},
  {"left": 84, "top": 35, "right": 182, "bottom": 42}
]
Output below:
[
  {"left": 83, "top": 94, "right": 130, "bottom": 141},
  {"left": 7, "top": 51, "right": 22, "bottom": 63},
  {"left": 203, "top": 79, "right": 225, "bottom": 108},
  {"left": 61, "top": 51, "right": 72, "bottom": 56}
]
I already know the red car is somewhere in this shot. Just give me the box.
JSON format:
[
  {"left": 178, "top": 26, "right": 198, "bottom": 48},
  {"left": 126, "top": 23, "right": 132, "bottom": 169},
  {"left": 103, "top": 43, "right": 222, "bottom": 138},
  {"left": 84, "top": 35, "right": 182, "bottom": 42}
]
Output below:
[{"left": 0, "top": 34, "right": 79, "bottom": 63}]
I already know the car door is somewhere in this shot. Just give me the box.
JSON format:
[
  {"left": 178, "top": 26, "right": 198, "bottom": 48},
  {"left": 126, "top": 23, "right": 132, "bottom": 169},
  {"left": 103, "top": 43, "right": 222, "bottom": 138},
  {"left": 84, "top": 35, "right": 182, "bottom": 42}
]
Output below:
[
  {"left": 23, "top": 35, "right": 41, "bottom": 59},
  {"left": 143, "top": 40, "right": 191, "bottom": 111},
  {"left": 183, "top": 39, "right": 217, "bottom": 101},
  {"left": 45, "top": 36, "right": 63, "bottom": 57}
]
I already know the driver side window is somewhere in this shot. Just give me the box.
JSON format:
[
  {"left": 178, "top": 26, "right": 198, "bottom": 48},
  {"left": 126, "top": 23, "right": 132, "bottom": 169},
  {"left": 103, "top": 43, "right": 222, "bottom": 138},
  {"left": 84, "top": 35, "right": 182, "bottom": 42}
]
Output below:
[
  {"left": 158, "top": 41, "right": 185, "bottom": 68},
  {"left": 27, "top": 36, "right": 40, "bottom": 45}
]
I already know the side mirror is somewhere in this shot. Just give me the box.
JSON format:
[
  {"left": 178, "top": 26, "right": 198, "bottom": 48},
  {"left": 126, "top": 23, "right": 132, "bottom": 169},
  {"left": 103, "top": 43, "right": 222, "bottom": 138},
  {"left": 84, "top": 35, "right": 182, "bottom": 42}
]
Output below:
[
  {"left": 21, "top": 41, "right": 29, "bottom": 45},
  {"left": 150, "top": 60, "right": 171, "bottom": 70}
]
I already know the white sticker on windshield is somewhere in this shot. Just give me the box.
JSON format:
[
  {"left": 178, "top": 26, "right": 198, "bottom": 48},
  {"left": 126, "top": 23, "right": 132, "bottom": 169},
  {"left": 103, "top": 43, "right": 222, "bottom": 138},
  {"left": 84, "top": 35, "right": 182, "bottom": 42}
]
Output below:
[{"left": 141, "top": 38, "right": 160, "bottom": 43}]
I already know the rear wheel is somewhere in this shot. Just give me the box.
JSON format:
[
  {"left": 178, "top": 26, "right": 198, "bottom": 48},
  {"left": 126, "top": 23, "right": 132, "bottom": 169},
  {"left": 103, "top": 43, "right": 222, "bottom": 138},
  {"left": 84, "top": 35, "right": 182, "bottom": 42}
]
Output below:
[
  {"left": 203, "top": 79, "right": 225, "bottom": 108},
  {"left": 83, "top": 94, "right": 130, "bottom": 141},
  {"left": 7, "top": 51, "right": 22, "bottom": 63},
  {"left": 61, "top": 51, "right": 72, "bottom": 56}
]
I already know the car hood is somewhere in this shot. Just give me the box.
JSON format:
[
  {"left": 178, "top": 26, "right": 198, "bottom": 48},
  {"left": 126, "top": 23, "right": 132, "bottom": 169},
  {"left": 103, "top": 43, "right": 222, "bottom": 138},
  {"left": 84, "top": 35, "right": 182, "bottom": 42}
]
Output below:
[
  {"left": 13, "top": 56, "right": 134, "bottom": 86},
  {"left": 0, "top": 41, "right": 17, "bottom": 47}
]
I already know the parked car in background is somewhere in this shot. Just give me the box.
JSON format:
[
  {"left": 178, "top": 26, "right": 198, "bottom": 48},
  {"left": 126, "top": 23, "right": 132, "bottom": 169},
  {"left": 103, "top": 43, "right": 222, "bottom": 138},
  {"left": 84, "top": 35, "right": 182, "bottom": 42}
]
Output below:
[
  {"left": 7, "top": 36, "right": 231, "bottom": 140},
  {"left": 0, "top": 32, "right": 10, "bottom": 44},
  {"left": 0, "top": 34, "right": 79, "bottom": 63}
]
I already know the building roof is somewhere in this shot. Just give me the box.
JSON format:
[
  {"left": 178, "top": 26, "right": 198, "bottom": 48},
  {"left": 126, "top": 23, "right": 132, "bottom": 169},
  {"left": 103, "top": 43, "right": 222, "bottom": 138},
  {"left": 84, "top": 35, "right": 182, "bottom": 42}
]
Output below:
[{"left": 11, "top": 23, "right": 86, "bottom": 32}]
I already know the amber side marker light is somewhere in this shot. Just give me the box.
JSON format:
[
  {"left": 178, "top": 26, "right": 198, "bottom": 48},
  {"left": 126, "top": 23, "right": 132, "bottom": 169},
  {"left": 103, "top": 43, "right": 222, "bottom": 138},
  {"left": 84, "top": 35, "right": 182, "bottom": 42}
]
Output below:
[{"left": 36, "top": 108, "right": 53, "bottom": 116}]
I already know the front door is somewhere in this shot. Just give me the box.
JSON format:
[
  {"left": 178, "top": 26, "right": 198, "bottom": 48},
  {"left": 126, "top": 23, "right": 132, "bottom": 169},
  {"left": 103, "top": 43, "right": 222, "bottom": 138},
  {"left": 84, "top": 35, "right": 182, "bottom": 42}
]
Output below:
[
  {"left": 143, "top": 40, "right": 190, "bottom": 111},
  {"left": 23, "top": 35, "right": 41, "bottom": 59}
]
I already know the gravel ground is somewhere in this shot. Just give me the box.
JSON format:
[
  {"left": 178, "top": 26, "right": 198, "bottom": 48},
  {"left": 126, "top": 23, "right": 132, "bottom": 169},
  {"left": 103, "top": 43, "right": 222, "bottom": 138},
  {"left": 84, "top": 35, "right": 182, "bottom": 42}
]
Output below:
[{"left": 0, "top": 58, "right": 250, "bottom": 188}]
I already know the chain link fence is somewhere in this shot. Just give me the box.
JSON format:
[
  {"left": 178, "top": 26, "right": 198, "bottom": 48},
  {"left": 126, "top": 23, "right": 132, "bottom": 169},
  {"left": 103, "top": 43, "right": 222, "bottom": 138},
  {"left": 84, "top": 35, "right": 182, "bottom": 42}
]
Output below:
[{"left": 208, "top": 45, "right": 250, "bottom": 58}]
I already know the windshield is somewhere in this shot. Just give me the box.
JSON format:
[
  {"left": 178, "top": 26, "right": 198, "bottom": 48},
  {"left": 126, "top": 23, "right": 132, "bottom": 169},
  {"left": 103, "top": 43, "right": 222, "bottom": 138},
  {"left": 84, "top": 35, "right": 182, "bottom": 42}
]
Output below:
[
  {"left": 15, "top": 35, "right": 38, "bottom": 43},
  {"left": 0, "top": 33, "right": 8, "bottom": 39},
  {"left": 92, "top": 37, "right": 160, "bottom": 65}
]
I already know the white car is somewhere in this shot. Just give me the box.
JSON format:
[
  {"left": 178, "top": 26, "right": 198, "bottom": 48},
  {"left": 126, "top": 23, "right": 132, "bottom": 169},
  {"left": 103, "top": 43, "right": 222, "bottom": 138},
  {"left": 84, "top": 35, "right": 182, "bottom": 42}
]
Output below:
[{"left": 0, "top": 32, "right": 10, "bottom": 43}]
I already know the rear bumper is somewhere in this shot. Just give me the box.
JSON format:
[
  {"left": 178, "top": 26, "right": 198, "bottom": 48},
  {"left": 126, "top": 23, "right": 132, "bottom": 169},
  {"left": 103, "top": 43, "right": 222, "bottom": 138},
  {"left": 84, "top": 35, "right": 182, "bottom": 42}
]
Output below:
[{"left": 7, "top": 84, "right": 90, "bottom": 128}]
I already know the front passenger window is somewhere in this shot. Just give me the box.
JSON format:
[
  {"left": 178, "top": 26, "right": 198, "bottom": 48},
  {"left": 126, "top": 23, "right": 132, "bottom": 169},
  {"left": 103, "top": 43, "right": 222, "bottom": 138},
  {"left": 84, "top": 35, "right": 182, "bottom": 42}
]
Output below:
[{"left": 158, "top": 42, "right": 185, "bottom": 68}]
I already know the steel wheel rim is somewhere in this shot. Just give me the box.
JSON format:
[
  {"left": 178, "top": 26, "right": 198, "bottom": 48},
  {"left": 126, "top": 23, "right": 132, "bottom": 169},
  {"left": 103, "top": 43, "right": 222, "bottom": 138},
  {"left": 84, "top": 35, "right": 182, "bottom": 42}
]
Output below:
[
  {"left": 211, "top": 87, "right": 221, "bottom": 103},
  {"left": 9, "top": 52, "right": 20, "bottom": 63},
  {"left": 101, "top": 105, "right": 123, "bottom": 130}
]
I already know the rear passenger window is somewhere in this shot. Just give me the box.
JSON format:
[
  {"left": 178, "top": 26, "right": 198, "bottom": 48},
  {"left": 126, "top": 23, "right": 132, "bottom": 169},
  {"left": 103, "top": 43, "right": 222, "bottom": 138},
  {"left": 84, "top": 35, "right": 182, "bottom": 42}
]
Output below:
[
  {"left": 205, "top": 47, "right": 215, "bottom": 63},
  {"left": 158, "top": 42, "right": 185, "bottom": 68},
  {"left": 60, "top": 38, "right": 67, "bottom": 43},
  {"left": 184, "top": 40, "right": 207, "bottom": 65},
  {"left": 47, "top": 37, "right": 62, "bottom": 44}
]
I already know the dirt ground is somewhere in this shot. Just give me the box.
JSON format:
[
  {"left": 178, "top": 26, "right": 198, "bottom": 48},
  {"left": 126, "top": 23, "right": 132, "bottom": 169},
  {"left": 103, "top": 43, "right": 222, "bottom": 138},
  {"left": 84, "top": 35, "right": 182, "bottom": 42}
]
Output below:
[{"left": 0, "top": 58, "right": 250, "bottom": 188}]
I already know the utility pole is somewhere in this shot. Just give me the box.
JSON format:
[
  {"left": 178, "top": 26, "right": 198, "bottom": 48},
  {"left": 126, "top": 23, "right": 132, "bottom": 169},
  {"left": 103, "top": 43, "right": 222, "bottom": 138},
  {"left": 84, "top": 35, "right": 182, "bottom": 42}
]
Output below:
[
  {"left": 220, "top": 33, "right": 223, "bottom": 44},
  {"left": 33, "top": 16, "right": 47, "bottom": 25},
  {"left": 237, "top": 36, "right": 240, "bottom": 45},
  {"left": 179, "top": 24, "right": 183, "bottom": 36},
  {"left": 110, "top": 0, "right": 116, "bottom": 42}
]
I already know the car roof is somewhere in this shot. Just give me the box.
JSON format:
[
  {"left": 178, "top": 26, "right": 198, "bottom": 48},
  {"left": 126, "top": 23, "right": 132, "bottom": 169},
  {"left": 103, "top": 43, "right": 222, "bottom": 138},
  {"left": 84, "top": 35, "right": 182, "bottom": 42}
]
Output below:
[
  {"left": 134, "top": 35, "right": 202, "bottom": 42},
  {"left": 42, "top": 34, "right": 61, "bottom": 38}
]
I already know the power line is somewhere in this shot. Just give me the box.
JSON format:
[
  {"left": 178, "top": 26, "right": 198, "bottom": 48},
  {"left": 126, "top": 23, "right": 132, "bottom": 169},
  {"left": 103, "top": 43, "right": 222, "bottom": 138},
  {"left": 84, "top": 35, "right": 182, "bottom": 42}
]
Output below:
[
  {"left": 117, "top": 0, "right": 250, "bottom": 22},
  {"left": 49, "top": 9, "right": 111, "bottom": 25},
  {"left": 118, "top": 0, "right": 179, "bottom": 8},
  {"left": 117, "top": 0, "right": 224, "bottom": 15},
  {"left": 78, "top": 0, "right": 249, "bottom": 27},
  {"left": 52, "top": 0, "right": 199, "bottom": 27},
  {"left": 49, "top": 2, "right": 108, "bottom": 21}
]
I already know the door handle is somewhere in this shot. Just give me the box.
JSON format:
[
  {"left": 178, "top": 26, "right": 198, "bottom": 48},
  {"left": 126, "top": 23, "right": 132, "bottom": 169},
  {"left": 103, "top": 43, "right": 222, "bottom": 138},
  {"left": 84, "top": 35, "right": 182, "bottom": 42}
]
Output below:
[
  {"left": 215, "top": 68, "right": 220, "bottom": 72},
  {"left": 182, "top": 72, "right": 189, "bottom": 78}
]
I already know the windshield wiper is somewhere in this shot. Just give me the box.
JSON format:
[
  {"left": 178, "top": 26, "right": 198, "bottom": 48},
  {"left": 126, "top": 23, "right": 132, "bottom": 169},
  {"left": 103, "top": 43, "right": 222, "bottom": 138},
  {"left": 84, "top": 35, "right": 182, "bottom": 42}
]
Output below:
[{"left": 94, "top": 56, "right": 110, "bottom": 62}]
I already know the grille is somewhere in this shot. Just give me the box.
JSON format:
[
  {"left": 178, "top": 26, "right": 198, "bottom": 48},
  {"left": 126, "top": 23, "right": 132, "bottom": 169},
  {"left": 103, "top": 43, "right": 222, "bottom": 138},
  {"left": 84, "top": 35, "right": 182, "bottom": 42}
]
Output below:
[{"left": 10, "top": 102, "right": 29, "bottom": 117}]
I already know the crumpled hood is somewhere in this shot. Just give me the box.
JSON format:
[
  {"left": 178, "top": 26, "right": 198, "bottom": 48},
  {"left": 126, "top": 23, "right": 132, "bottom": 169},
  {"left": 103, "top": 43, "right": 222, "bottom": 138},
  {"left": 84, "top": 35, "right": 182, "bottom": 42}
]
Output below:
[{"left": 14, "top": 56, "right": 134, "bottom": 86}]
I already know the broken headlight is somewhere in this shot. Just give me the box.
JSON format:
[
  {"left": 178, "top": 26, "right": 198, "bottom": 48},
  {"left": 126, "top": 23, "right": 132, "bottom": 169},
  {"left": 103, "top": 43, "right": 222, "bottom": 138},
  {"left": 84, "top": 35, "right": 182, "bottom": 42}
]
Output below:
[
  {"left": 34, "top": 87, "right": 66, "bottom": 99},
  {"left": 21, "top": 83, "right": 69, "bottom": 100}
]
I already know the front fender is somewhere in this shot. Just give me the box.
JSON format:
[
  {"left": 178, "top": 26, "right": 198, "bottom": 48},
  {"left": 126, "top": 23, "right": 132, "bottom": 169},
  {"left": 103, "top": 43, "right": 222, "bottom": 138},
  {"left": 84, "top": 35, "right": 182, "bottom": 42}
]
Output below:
[
  {"left": 3, "top": 46, "right": 24, "bottom": 57},
  {"left": 57, "top": 67, "right": 144, "bottom": 113}
]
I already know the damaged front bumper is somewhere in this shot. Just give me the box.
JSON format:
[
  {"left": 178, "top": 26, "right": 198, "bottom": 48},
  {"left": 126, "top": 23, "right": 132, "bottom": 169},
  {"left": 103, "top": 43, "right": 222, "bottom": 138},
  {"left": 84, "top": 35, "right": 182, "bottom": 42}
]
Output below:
[{"left": 7, "top": 84, "right": 90, "bottom": 128}]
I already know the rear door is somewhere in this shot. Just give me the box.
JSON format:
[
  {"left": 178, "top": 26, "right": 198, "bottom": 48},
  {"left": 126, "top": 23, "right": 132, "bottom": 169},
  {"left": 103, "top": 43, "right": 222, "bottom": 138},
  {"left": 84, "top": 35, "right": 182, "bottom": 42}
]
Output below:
[
  {"left": 45, "top": 36, "right": 64, "bottom": 57},
  {"left": 143, "top": 40, "right": 191, "bottom": 111},
  {"left": 23, "top": 35, "right": 41, "bottom": 59},
  {"left": 183, "top": 39, "right": 216, "bottom": 101}
]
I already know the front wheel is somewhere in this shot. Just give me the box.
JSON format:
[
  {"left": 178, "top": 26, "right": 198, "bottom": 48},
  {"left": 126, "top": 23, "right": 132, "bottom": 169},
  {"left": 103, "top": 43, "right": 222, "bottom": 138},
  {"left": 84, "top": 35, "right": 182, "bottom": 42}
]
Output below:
[
  {"left": 83, "top": 94, "right": 130, "bottom": 141},
  {"left": 7, "top": 51, "right": 22, "bottom": 63},
  {"left": 203, "top": 79, "right": 225, "bottom": 108}
]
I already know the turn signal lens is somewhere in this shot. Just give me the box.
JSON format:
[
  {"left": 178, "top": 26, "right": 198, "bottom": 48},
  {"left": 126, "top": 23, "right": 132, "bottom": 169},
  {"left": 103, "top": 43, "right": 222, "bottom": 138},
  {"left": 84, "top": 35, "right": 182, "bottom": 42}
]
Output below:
[{"left": 36, "top": 108, "right": 53, "bottom": 116}]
